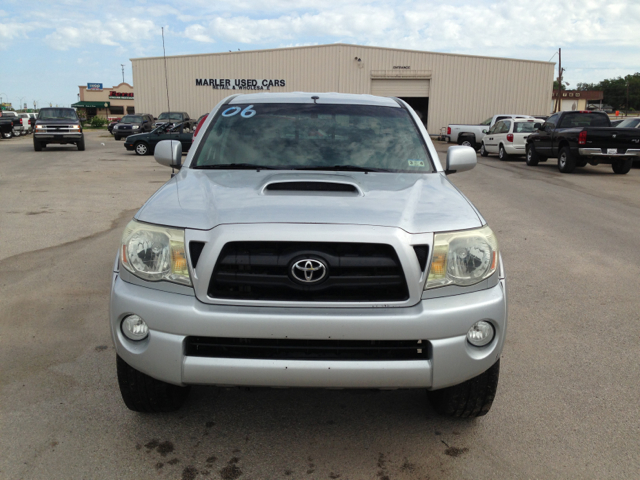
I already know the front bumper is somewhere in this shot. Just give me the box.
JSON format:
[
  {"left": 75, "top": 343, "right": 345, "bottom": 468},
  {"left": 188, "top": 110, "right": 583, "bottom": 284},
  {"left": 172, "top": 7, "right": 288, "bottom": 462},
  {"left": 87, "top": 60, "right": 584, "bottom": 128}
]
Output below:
[
  {"left": 34, "top": 132, "right": 83, "bottom": 143},
  {"left": 110, "top": 272, "right": 507, "bottom": 390}
]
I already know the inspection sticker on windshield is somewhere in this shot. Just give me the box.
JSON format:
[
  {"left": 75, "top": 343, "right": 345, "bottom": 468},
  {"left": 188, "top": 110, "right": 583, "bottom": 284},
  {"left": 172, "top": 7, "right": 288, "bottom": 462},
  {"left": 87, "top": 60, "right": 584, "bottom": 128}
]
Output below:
[{"left": 408, "top": 160, "right": 425, "bottom": 167}]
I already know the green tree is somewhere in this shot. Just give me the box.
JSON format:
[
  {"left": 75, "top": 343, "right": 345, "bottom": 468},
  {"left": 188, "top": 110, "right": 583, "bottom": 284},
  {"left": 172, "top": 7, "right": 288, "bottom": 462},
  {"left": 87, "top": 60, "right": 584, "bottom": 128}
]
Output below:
[{"left": 574, "top": 73, "right": 640, "bottom": 111}]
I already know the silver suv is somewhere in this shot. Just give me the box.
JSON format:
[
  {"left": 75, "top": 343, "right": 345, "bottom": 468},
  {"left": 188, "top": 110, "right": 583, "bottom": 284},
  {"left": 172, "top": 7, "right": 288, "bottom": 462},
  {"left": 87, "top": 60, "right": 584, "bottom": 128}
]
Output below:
[{"left": 110, "top": 93, "right": 507, "bottom": 418}]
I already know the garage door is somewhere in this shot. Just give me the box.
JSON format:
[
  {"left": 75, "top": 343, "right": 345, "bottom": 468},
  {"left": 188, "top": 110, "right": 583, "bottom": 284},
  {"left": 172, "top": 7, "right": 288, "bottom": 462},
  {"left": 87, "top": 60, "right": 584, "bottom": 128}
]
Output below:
[{"left": 370, "top": 79, "right": 430, "bottom": 97}]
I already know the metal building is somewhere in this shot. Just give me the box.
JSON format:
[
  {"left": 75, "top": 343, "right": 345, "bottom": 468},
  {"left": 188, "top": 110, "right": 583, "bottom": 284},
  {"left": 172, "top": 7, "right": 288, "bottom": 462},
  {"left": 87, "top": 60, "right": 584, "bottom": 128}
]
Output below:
[{"left": 131, "top": 43, "right": 554, "bottom": 134}]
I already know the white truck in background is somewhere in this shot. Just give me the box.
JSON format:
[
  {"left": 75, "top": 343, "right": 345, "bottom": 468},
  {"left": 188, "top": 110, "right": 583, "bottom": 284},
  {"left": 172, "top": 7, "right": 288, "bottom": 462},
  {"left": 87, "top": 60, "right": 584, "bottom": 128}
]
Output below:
[{"left": 447, "top": 114, "right": 537, "bottom": 150}]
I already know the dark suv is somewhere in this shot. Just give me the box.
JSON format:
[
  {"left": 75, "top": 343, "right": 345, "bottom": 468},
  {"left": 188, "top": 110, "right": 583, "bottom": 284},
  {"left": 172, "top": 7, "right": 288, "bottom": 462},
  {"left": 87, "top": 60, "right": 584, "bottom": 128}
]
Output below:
[
  {"left": 113, "top": 114, "right": 154, "bottom": 140},
  {"left": 33, "top": 108, "right": 84, "bottom": 151}
]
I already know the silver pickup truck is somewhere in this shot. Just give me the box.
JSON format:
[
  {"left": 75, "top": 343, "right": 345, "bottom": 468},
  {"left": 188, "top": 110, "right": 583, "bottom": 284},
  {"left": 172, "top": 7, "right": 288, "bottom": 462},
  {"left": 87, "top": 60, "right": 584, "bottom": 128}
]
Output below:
[
  {"left": 111, "top": 93, "right": 507, "bottom": 418},
  {"left": 448, "top": 114, "right": 536, "bottom": 149}
]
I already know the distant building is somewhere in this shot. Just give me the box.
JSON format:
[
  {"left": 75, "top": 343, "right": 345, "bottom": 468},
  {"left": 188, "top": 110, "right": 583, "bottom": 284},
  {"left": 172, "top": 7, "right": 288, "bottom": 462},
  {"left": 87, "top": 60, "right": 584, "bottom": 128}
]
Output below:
[
  {"left": 72, "top": 82, "right": 135, "bottom": 120},
  {"left": 551, "top": 90, "right": 604, "bottom": 112}
]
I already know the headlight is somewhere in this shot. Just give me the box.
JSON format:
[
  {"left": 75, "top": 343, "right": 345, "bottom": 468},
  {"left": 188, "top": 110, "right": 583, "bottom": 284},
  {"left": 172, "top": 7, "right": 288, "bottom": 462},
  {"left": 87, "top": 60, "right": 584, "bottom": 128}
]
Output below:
[
  {"left": 36, "top": 125, "right": 45, "bottom": 130},
  {"left": 425, "top": 225, "right": 498, "bottom": 289},
  {"left": 120, "top": 220, "right": 191, "bottom": 286},
  {"left": 132, "top": 125, "right": 140, "bottom": 129}
]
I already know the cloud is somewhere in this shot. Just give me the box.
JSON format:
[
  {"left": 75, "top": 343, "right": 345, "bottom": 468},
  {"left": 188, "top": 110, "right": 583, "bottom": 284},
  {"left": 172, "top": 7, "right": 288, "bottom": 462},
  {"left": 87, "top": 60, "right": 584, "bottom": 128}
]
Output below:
[
  {"left": 44, "top": 18, "right": 157, "bottom": 50},
  {"left": 0, "top": 22, "right": 35, "bottom": 49},
  {"left": 184, "top": 24, "right": 215, "bottom": 43}
]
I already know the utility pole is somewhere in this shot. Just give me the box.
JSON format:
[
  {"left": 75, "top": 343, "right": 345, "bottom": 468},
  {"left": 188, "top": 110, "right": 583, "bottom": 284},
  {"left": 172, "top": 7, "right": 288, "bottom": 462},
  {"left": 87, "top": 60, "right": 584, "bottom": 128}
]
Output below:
[
  {"left": 554, "top": 48, "right": 562, "bottom": 113},
  {"left": 626, "top": 76, "right": 630, "bottom": 117},
  {"left": 121, "top": 64, "right": 125, "bottom": 84}
]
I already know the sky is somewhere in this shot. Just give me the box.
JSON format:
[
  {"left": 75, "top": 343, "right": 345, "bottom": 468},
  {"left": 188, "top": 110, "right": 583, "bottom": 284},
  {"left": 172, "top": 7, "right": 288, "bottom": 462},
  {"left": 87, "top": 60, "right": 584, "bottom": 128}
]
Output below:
[{"left": 1, "top": 0, "right": 639, "bottom": 109}]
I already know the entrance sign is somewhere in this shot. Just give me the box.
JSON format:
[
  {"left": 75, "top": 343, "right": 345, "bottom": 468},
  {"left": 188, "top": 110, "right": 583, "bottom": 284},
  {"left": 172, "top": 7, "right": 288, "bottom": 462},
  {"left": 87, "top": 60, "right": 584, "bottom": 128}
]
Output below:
[{"left": 87, "top": 83, "right": 103, "bottom": 90}]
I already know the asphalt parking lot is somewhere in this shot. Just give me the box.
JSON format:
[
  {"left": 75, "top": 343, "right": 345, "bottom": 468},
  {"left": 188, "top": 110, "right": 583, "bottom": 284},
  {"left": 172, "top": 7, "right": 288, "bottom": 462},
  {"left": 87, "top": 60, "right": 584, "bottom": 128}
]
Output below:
[{"left": 1, "top": 130, "right": 639, "bottom": 479}]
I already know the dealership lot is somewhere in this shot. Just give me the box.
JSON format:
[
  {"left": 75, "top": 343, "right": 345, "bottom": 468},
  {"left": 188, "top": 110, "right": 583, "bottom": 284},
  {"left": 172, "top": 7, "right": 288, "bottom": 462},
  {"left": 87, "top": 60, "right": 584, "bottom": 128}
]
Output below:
[{"left": 1, "top": 130, "right": 639, "bottom": 479}]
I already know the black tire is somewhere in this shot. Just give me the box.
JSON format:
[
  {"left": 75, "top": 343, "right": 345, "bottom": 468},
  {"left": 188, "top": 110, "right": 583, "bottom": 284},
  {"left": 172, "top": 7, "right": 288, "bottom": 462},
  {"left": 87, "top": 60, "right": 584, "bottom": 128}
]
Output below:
[
  {"left": 459, "top": 136, "right": 476, "bottom": 150},
  {"left": 77, "top": 138, "right": 85, "bottom": 151},
  {"left": 114, "top": 135, "right": 121, "bottom": 141},
  {"left": 34, "top": 140, "right": 42, "bottom": 151},
  {"left": 526, "top": 145, "right": 539, "bottom": 166},
  {"left": 2, "top": 132, "right": 11, "bottom": 139},
  {"left": 612, "top": 159, "right": 632, "bottom": 175},
  {"left": 116, "top": 355, "right": 190, "bottom": 413},
  {"left": 498, "top": 144, "right": 509, "bottom": 161},
  {"left": 479, "top": 143, "right": 488, "bottom": 157},
  {"left": 427, "top": 359, "right": 500, "bottom": 418},
  {"left": 558, "top": 146, "right": 577, "bottom": 173},
  {"left": 134, "top": 142, "right": 149, "bottom": 155}
]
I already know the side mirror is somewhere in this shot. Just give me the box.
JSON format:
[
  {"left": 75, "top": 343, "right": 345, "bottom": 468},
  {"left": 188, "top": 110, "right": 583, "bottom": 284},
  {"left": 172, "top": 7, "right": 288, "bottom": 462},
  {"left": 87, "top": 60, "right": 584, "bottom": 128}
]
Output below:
[
  {"left": 445, "top": 146, "right": 477, "bottom": 174},
  {"left": 534, "top": 123, "right": 542, "bottom": 130},
  {"left": 154, "top": 139, "right": 182, "bottom": 169},
  {"left": 482, "top": 129, "right": 488, "bottom": 134}
]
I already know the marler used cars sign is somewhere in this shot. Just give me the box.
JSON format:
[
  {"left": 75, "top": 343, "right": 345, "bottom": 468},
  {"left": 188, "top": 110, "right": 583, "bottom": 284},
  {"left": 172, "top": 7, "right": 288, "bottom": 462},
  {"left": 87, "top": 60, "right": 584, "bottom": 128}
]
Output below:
[{"left": 196, "top": 78, "right": 286, "bottom": 90}]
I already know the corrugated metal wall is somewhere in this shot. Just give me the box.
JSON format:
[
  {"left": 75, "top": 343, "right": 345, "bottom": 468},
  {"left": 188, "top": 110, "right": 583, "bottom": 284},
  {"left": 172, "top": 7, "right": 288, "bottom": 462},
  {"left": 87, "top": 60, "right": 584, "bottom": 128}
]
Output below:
[
  {"left": 371, "top": 79, "right": 430, "bottom": 97},
  {"left": 132, "top": 44, "right": 554, "bottom": 134}
]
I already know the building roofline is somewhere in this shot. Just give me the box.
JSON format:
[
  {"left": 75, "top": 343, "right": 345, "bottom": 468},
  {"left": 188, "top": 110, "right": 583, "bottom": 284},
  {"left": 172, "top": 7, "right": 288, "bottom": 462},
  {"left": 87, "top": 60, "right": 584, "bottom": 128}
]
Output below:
[{"left": 130, "top": 43, "right": 555, "bottom": 66}]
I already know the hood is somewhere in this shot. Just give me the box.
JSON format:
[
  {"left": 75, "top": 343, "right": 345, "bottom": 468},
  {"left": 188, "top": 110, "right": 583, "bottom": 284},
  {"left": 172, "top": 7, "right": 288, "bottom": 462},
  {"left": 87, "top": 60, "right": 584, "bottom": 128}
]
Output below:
[{"left": 136, "top": 170, "right": 483, "bottom": 234}]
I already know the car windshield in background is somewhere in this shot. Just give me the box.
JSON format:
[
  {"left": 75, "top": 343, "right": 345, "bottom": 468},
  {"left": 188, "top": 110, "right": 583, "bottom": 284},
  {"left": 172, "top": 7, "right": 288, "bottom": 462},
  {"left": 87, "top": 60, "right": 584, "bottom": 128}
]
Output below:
[
  {"left": 38, "top": 109, "right": 77, "bottom": 120},
  {"left": 480, "top": 117, "right": 492, "bottom": 125},
  {"left": 121, "top": 115, "right": 143, "bottom": 123},
  {"left": 514, "top": 122, "right": 536, "bottom": 133},
  {"left": 158, "top": 113, "right": 183, "bottom": 121},
  {"left": 558, "top": 114, "right": 611, "bottom": 128},
  {"left": 193, "top": 103, "right": 433, "bottom": 173},
  {"left": 616, "top": 118, "right": 640, "bottom": 128}
]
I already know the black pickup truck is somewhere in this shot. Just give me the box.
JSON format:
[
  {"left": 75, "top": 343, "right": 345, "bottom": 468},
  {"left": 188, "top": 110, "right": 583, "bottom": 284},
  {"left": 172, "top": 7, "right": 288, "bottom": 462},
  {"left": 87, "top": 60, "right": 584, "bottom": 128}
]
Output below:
[
  {"left": 525, "top": 111, "right": 640, "bottom": 174},
  {"left": 0, "top": 112, "right": 22, "bottom": 138}
]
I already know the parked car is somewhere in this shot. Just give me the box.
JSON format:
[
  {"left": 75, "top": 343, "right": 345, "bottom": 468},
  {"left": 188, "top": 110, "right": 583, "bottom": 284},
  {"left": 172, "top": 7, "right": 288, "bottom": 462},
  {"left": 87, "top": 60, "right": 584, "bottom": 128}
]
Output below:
[
  {"left": 33, "top": 107, "right": 84, "bottom": 151},
  {"left": 480, "top": 119, "right": 538, "bottom": 160},
  {"left": 525, "top": 111, "right": 640, "bottom": 174},
  {"left": 192, "top": 114, "right": 208, "bottom": 139},
  {"left": 614, "top": 118, "right": 640, "bottom": 129},
  {"left": 111, "top": 92, "right": 507, "bottom": 418},
  {"left": 108, "top": 118, "right": 122, "bottom": 134},
  {"left": 610, "top": 119, "right": 624, "bottom": 127},
  {"left": 0, "top": 111, "right": 26, "bottom": 137},
  {"left": 113, "top": 114, "right": 154, "bottom": 140},
  {"left": 18, "top": 113, "right": 33, "bottom": 134},
  {"left": 123, "top": 121, "right": 194, "bottom": 155},
  {"left": 0, "top": 111, "right": 22, "bottom": 138},
  {"left": 447, "top": 114, "right": 537, "bottom": 149},
  {"left": 153, "top": 111, "right": 194, "bottom": 130}
]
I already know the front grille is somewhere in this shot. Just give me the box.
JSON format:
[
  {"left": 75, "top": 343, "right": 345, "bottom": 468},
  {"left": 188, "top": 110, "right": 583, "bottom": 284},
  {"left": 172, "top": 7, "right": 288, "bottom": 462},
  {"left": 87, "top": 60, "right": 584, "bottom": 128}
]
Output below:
[
  {"left": 208, "top": 242, "right": 409, "bottom": 302},
  {"left": 185, "top": 337, "right": 428, "bottom": 360}
]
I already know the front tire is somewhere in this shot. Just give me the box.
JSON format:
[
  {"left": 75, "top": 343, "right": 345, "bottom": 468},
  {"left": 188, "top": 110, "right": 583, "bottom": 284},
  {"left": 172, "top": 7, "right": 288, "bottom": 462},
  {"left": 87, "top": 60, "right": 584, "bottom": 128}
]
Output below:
[
  {"left": 114, "top": 135, "right": 121, "bottom": 141},
  {"left": 498, "top": 145, "right": 509, "bottom": 161},
  {"left": 480, "top": 143, "right": 488, "bottom": 157},
  {"left": 134, "top": 142, "right": 149, "bottom": 155},
  {"left": 612, "top": 159, "right": 632, "bottom": 174},
  {"left": 116, "top": 355, "right": 190, "bottom": 413},
  {"left": 34, "top": 140, "right": 42, "bottom": 151},
  {"left": 77, "top": 138, "right": 85, "bottom": 151},
  {"left": 427, "top": 359, "right": 500, "bottom": 418},
  {"left": 558, "top": 147, "right": 577, "bottom": 173}
]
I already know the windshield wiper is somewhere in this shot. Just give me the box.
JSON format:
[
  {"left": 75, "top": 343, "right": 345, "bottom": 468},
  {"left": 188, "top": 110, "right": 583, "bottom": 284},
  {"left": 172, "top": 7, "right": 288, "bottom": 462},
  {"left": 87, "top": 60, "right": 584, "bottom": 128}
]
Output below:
[
  {"left": 292, "top": 165, "right": 390, "bottom": 173},
  {"left": 193, "top": 163, "right": 278, "bottom": 170}
]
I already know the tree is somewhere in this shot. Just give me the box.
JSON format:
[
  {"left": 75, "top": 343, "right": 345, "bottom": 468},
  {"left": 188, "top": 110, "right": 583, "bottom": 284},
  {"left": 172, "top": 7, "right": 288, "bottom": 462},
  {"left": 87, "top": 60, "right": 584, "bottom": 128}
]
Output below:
[{"left": 574, "top": 73, "right": 640, "bottom": 111}]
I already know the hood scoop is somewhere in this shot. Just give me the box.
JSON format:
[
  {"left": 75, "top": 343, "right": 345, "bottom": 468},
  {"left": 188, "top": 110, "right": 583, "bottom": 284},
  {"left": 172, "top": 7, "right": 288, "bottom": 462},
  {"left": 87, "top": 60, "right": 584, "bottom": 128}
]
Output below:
[{"left": 262, "top": 180, "right": 363, "bottom": 196}]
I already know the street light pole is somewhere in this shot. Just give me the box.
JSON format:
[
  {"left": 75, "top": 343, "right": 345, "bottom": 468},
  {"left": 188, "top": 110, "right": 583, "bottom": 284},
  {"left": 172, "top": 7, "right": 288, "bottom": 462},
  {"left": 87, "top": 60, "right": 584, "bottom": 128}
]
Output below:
[
  {"left": 121, "top": 64, "right": 125, "bottom": 84},
  {"left": 626, "top": 76, "right": 630, "bottom": 117}
]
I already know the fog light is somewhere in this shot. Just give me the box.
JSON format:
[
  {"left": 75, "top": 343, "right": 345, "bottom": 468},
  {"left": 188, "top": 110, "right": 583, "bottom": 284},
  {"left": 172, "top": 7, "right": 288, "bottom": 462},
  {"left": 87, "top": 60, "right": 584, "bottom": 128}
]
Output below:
[
  {"left": 467, "top": 321, "right": 494, "bottom": 347},
  {"left": 121, "top": 314, "right": 149, "bottom": 341}
]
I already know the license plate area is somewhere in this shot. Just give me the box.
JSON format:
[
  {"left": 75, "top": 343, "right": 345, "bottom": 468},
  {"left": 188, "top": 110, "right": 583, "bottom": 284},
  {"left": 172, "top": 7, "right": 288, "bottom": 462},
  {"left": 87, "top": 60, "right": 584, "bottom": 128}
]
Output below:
[{"left": 607, "top": 148, "right": 617, "bottom": 155}]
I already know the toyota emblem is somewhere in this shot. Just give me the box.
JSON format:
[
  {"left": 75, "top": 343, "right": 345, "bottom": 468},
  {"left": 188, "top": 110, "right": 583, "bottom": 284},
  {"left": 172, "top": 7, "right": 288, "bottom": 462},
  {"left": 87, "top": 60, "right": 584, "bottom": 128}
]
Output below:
[{"left": 290, "top": 258, "right": 327, "bottom": 284}]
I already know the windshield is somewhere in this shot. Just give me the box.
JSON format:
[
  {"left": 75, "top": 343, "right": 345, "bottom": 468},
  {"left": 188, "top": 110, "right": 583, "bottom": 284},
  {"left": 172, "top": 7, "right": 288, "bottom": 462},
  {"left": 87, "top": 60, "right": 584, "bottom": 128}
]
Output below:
[
  {"left": 121, "top": 115, "right": 143, "bottom": 123},
  {"left": 514, "top": 122, "right": 537, "bottom": 133},
  {"left": 158, "top": 113, "right": 183, "bottom": 121},
  {"left": 38, "top": 109, "right": 78, "bottom": 120},
  {"left": 193, "top": 103, "right": 433, "bottom": 173},
  {"left": 480, "top": 117, "right": 492, "bottom": 126},
  {"left": 616, "top": 118, "right": 640, "bottom": 128}
]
